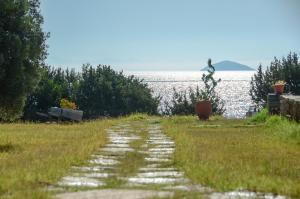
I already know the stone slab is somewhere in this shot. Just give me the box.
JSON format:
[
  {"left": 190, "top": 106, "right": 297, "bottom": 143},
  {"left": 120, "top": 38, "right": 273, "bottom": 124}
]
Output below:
[{"left": 56, "top": 189, "right": 173, "bottom": 199}]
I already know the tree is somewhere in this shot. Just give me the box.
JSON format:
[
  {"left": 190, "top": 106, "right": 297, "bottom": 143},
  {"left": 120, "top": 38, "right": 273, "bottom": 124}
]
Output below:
[
  {"left": 23, "top": 66, "right": 79, "bottom": 120},
  {"left": 250, "top": 52, "right": 300, "bottom": 108},
  {"left": 249, "top": 64, "right": 270, "bottom": 108},
  {"left": 0, "top": 0, "right": 48, "bottom": 121},
  {"left": 76, "top": 64, "right": 159, "bottom": 118}
]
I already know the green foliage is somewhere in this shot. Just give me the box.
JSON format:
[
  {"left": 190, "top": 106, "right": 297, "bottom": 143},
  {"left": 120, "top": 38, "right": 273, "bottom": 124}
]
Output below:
[
  {"left": 249, "top": 108, "right": 268, "bottom": 123},
  {"left": 24, "top": 65, "right": 159, "bottom": 120},
  {"left": 165, "top": 59, "right": 225, "bottom": 115},
  {"left": 0, "top": 0, "right": 48, "bottom": 121},
  {"left": 76, "top": 64, "right": 159, "bottom": 118},
  {"left": 265, "top": 115, "right": 300, "bottom": 141},
  {"left": 23, "top": 66, "right": 79, "bottom": 120},
  {"left": 265, "top": 115, "right": 282, "bottom": 126},
  {"left": 249, "top": 109, "right": 300, "bottom": 142},
  {"left": 250, "top": 52, "right": 300, "bottom": 108}
]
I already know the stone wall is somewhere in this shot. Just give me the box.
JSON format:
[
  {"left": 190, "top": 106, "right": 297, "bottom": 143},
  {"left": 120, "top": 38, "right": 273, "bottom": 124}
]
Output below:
[{"left": 280, "top": 95, "right": 300, "bottom": 121}]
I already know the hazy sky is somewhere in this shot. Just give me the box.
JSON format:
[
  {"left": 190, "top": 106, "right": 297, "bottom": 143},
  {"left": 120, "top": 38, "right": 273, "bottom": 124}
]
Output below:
[{"left": 40, "top": 0, "right": 300, "bottom": 70}]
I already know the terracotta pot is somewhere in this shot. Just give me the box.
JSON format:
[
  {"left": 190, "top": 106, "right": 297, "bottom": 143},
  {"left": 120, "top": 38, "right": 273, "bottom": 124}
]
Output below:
[
  {"left": 274, "top": 84, "right": 284, "bottom": 94},
  {"left": 195, "top": 100, "right": 212, "bottom": 120}
]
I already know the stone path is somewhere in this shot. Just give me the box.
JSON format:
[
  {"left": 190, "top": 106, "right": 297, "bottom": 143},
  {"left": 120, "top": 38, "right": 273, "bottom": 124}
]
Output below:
[
  {"left": 54, "top": 120, "right": 288, "bottom": 199},
  {"left": 56, "top": 121, "right": 199, "bottom": 191}
]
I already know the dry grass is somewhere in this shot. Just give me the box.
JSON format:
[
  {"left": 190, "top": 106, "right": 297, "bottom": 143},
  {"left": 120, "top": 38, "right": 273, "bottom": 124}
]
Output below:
[
  {"left": 162, "top": 116, "right": 300, "bottom": 198},
  {"left": 0, "top": 119, "right": 116, "bottom": 199}
]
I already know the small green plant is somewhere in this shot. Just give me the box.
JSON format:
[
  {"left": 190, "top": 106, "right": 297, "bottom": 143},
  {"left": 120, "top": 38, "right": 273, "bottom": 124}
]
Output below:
[
  {"left": 196, "top": 59, "right": 225, "bottom": 114},
  {"left": 249, "top": 108, "right": 268, "bottom": 123},
  {"left": 265, "top": 115, "right": 282, "bottom": 126}
]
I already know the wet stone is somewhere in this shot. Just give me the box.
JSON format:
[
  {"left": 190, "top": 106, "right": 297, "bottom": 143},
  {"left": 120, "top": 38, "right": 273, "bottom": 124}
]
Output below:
[
  {"left": 149, "top": 148, "right": 174, "bottom": 152},
  {"left": 72, "top": 166, "right": 114, "bottom": 172},
  {"left": 89, "top": 157, "right": 120, "bottom": 165},
  {"left": 101, "top": 147, "right": 134, "bottom": 153},
  {"left": 147, "top": 141, "right": 174, "bottom": 145},
  {"left": 145, "top": 157, "right": 171, "bottom": 162},
  {"left": 144, "top": 150, "right": 173, "bottom": 155},
  {"left": 137, "top": 171, "right": 184, "bottom": 178},
  {"left": 90, "top": 154, "right": 118, "bottom": 159},
  {"left": 209, "top": 191, "right": 287, "bottom": 199},
  {"left": 83, "top": 172, "right": 115, "bottom": 178},
  {"left": 59, "top": 176, "right": 105, "bottom": 187},
  {"left": 164, "top": 185, "right": 212, "bottom": 192},
  {"left": 127, "top": 177, "right": 188, "bottom": 185},
  {"left": 105, "top": 143, "right": 130, "bottom": 148},
  {"left": 139, "top": 167, "right": 178, "bottom": 172}
]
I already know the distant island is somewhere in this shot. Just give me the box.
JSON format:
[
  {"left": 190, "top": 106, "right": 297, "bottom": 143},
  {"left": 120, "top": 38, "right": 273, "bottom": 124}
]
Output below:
[{"left": 201, "top": 60, "right": 255, "bottom": 71}]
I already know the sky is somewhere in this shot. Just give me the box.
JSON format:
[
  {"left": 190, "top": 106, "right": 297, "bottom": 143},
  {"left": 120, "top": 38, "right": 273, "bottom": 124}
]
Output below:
[{"left": 40, "top": 0, "right": 300, "bottom": 71}]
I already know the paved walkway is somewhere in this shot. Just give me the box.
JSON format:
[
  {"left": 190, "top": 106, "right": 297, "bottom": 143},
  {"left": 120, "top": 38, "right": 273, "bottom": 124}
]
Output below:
[{"left": 54, "top": 120, "right": 287, "bottom": 199}]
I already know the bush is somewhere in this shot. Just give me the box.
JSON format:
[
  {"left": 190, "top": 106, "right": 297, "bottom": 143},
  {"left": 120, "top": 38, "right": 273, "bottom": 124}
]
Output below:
[
  {"left": 266, "top": 115, "right": 300, "bottom": 141},
  {"left": 249, "top": 110, "right": 300, "bottom": 142},
  {"left": 165, "top": 59, "right": 225, "bottom": 115},
  {"left": 249, "top": 108, "right": 268, "bottom": 123},
  {"left": 76, "top": 64, "right": 159, "bottom": 118},
  {"left": 23, "top": 64, "right": 159, "bottom": 120},
  {"left": 23, "top": 66, "right": 79, "bottom": 120}
]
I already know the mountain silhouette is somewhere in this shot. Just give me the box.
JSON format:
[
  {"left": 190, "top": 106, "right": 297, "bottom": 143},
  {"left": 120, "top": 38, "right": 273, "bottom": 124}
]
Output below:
[{"left": 201, "top": 60, "right": 255, "bottom": 71}]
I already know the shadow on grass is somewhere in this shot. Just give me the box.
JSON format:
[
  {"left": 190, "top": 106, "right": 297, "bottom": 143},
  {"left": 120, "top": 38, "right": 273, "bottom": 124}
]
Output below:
[{"left": 0, "top": 143, "right": 16, "bottom": 153}]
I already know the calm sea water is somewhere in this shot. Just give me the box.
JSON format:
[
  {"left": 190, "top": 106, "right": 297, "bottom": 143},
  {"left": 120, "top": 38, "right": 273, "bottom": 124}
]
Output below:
[{"left": 124, "top": 71, "right": 256, "bottom": 118}]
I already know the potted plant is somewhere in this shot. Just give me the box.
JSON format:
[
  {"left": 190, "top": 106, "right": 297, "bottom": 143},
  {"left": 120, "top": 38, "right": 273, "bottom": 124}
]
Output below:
[
  {"left": 60, "top": 98, "right": 77, "bottom": 110},
  {"left": 274, "top": 80, "right": 285, "bottom": 95},
  {"left": 195, "top": 59, "right": 223, "bottom": 120},
  {"left": 195, "top": 97, "right": 212, "bottom": 120}
]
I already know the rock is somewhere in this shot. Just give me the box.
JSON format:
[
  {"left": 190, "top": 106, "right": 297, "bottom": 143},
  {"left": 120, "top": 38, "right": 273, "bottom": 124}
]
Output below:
[{"left": 280, "top": 95, "right": 300, "bottom": 121}]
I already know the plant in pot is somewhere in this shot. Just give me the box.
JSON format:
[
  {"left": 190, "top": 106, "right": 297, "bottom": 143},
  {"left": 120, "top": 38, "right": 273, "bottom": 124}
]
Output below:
[
  {"left": 274, "top": 80, "right": 285, "bottom": 95},
  {"left": 60, "top": 98, "right": 77, "bottom": 110},
  {"left": 195, "top": 59, "right": 224, "bottom": 120}
]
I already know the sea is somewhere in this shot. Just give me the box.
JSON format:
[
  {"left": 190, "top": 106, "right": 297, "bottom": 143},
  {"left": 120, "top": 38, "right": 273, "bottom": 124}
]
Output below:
[{"left": 124, "top": 71, "right": 256, "bottom": 119}]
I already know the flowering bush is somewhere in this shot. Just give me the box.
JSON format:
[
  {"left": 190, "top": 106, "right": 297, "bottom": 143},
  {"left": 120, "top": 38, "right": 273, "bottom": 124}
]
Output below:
[{"left": 60, "top": 99, "right": 76, "bottom": 110}]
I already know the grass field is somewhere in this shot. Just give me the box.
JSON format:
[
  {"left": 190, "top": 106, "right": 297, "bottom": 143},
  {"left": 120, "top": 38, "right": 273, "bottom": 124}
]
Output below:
[
  {"left": 162, "top": 115, "right": 300, "bottom": 198},
  {"left": 0, "top": 119, "right": 116, "bottom": 199},
  {"left": 1, "top": 114, "right": 300, "bottom": 198}
]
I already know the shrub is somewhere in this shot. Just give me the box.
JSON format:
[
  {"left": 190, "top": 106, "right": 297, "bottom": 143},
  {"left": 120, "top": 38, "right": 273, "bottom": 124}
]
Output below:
[
  {"left": 23, "top": 64, "right": 159, "bottom": 120},
  {"left": 23, "top": 66, "right": 79, "bottom": 120},
  {"left": 76, "top": 64, "right": 159, "bottom": 118},
  {"left": 249, "top": 110, "right": 300, "bottom": 142},
  {"left": 165, "top": 59, "right": 225, "bottom": 115},
  {"left": 249, "top": 108, "right": 268, "bottom": 123}
]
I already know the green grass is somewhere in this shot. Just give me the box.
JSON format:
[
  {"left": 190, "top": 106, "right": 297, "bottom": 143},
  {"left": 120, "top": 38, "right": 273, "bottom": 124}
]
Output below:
[
  {"left": 249, "top": 108, "right": 269, "bottom": 123},
  {"left": 162, "top": 115, "right": 300, "bottom": 198},
  {"left": 0, "top": 119, "right": 116, "bottom": 199},
  {"left": 1, "top": 113, "right": 300, "bottom": 198}
]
